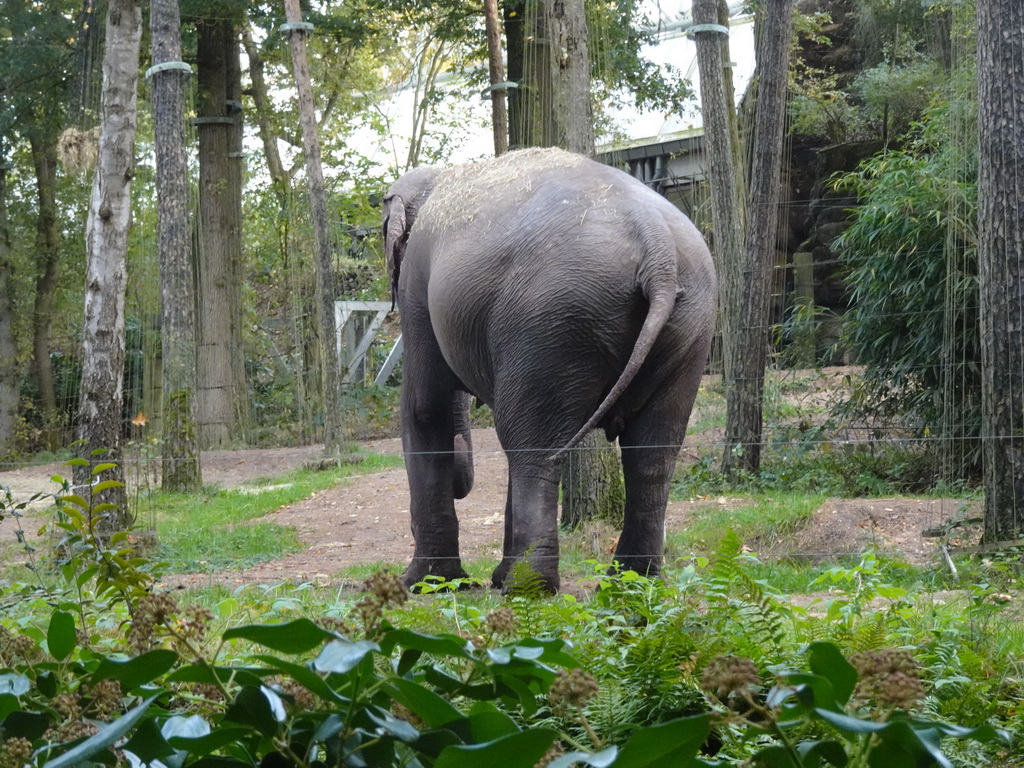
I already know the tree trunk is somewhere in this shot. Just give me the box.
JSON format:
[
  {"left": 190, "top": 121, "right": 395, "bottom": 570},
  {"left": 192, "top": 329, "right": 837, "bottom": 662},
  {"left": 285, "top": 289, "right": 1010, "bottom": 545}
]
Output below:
[
  {"left": 561, "top": 435, "right": 625, "bottom": 530},
  {"left": 484, "top": 0, "right": 509, "bottom": 156},
  {"left": 977, "top": 0, "right": 1024, "bottom": 543},
  {"left": 195, "top": 19, "right": 241, "bottom": 448},
  {"left": 225, "top": 35, "right": 249, "bottom": 440},
  {"left": 74, "top": 0, "right": 142, "bottom": 535},
  {"left": 721, "top": 0, "right": 791, "bottom": 478},
  {"left": 503, "top": 1, "right": 527, "bottom": 150},
  {"left": 152, "top": 0, "right": 202, "bottom": 492},
  {"left": 0, "top": 139, "right": 16, "bottom": 457},
  {"left": 282, "top": 0, "right": 344, "bottom": 453},
  {"left": 28, "top": 133, "right": 62, "bottom": 450},
  {"left": 692, "top": 0, "right": 747, "bottom": 474},
  {"left": 534, "top": 0, "right": 625, "bottom": 530},
  {"left": 543, "top": 0, "right": 594, "bottom": 156}
]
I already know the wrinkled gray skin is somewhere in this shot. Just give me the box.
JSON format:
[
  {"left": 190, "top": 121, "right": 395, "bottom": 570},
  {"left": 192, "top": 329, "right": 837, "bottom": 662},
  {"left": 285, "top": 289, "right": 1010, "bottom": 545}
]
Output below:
[{"left": 382, "top": 147, "right": 716, "bottom": 592}]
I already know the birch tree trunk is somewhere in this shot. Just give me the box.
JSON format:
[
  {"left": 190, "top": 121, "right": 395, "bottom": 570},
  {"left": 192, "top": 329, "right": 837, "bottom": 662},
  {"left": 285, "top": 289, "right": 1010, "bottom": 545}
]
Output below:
[
  {"left": 977, "top": 0, "right": 1024, "bottom": 543},
  {"left": 74, "top": 0, "right": 142, "bottom": 535},
  {"left": 151, "top": 0, "right": 202, "bottom": 492},
  {"left": 282, "top": 0, "right": 344, "bottom": 453},
  {"left": 721, "top": 0, "right": 791, "bottom": 477}
]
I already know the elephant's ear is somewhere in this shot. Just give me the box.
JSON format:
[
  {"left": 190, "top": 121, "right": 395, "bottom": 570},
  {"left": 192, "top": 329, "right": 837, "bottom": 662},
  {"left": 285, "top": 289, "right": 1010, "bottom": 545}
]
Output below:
[{"left": 383, "top": 194, "right": 408, "bottom": 308}]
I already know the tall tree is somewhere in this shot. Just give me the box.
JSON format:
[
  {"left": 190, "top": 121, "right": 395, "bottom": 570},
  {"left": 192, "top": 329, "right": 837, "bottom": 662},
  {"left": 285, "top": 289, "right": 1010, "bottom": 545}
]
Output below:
[
  {"left": 720, "top": 0, "right": 792, "bottom": 477},
  {"left": 0, "top": 133, "right": 15, "bottom": 456},
  {"left": 536, "top": 0, "right": 625, "bottom": 530},
  {"left": 483, "top": 0, "right": 509, "bottom": 156},
  {"left": 195, "top": 16, "right": 245, "bottom": 447},
  {"left": 543, "top": 0, "right": 594, "bottom": 156},
  {"left": 151, "top": 0, "right": 202, "bottom": 492},
  {"left": 1, "top": 0, "right": 79, "bottom": 451},
  {"left": 28, "top": 132, "right": 62, "bottom": 450},
  {"left": 282, "top": 0, "right": 344, "bottom": 452},
  {"left": 977, "top": 0, "right": 1024, "bottom": 542},
  {"left": 74, "top": 0, "right": 143, "bottom": 534},
  {"left": 692, "top": 0, "right": 746, "bottom": 471}
]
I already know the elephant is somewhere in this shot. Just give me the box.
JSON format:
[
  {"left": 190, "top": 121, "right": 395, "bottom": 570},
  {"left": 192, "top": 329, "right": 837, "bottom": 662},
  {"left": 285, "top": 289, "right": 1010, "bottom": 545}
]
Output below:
[{"left": 382, "top": 147, "right": 716, "bottom": 592}]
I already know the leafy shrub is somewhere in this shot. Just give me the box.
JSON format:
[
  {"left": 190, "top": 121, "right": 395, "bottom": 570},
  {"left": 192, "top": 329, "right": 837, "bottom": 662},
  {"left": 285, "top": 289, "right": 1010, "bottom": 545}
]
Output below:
[
  {"left": 833, "top": 104, "right": 980, "bottom": 482},
  {"left": 0, "top": 466, "right": 1017, "bottom": 766}
]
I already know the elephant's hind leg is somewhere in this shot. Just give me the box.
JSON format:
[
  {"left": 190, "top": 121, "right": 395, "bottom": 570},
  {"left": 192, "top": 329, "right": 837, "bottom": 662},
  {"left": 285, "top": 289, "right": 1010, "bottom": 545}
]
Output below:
[
  {"left": 615, "top": 367, "right": 703, "bottom": 578},
  {"left": 399, "top": 340, "right": 471, "bottom": 589},
  {"left": 490, "top": 433, "right": 564, "bottom": 593}
]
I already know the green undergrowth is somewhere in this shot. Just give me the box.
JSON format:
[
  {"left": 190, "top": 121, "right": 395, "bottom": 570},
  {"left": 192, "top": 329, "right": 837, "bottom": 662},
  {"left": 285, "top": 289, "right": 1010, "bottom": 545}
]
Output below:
[
  {"left": 2, "top": 445, "right": 1022, "bottom": 765},
  {"left": 1, "top": 521, "right": 1020, "bottom": 767}
]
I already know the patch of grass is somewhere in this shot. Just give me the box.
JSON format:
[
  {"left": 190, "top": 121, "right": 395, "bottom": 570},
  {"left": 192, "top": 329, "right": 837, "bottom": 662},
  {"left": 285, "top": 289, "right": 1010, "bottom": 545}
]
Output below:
[
  {"left": 148, "top": 451, "right": 404, "bottom": 573},
  {"left": 665, "top": 492, "right": 826, "bottom": 555},
  {"left": 159, "top": 522, "right": 303, "bottom": 573},
  {"left": 734, "top": 555, "right": 939, "bottom": 594}
]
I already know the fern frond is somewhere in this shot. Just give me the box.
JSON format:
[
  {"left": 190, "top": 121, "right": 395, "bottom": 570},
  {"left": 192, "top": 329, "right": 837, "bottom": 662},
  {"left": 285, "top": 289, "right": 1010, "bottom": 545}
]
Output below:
[{"left": 850, "top": 612, "right": 888, "bottom": 652}]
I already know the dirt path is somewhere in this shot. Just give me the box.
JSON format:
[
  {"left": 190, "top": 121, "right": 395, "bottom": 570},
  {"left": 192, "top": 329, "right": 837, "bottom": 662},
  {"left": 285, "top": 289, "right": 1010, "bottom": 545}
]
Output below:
[{"left": 0, "top": 427, "right": 967, "bottom": 590}]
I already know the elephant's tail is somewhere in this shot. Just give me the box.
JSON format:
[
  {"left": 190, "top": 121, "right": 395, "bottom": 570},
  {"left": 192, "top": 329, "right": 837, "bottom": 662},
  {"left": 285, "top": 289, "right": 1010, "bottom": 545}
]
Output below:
[{"left": 550, "top": 227, "right": 679, "bottom": 463}]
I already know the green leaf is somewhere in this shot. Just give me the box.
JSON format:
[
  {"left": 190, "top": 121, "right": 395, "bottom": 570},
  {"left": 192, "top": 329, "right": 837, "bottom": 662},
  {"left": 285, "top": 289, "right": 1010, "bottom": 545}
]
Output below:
[
  {"left": 435, "top": 728, "right": 559, "bottom": 768},
  {"left": 613, "top": 713, "right": 713, "bottom": 768},
  {"left": 312, "top": 639, "right": 379, "bottom": 674},
  {"left": 120, "top": 718, "right": 174, "bottom": 765},
  {"left": 91, "top": 462, "right": 118, "bottom": 475},
  {"left": 814, "top": 708, "right": 888, "bottom": 735},
  {"left": 806, "top": 642, "right": 857, "bottom": 708},
  {"left": 4, "top": 711, "right": 51, "bottom": 742},
  {"left": 509, "top": 637, "right": 578, "bottom": 668},
  {"left": 222, "top": 618, "right": 336, "bottom": 654},
  {"left": 749, "top": 745, "right": 800, "bottom": 767},
  {"left": 91, "top": 479, "right": 125, "bottom": 494},
  {"left": 548, "top": 746, "right": 618, "bottom": 767},
  {"left": 35, "top": 671, "right": 58, "bottom": 699},
  {"left": 223, "top": 686, "right": 280, "bottom": 736},
  {"left": 161, "top": 714, "right": 208, "bottom": 741},
  {"left": 253, "top": 654, "right": 348, "bottom": 705},
  {"left": 47, "top": 610, "right": 76, "bottom": 662},
  {"left": 385, "top": 678, "right": 465, "bottom": 728},
  {"left": 92, "top": 649, "right": 179, "bottom": 690},
  {"left": 261, "top": 685, "right": 286, "bottom": 722},
  {"left": 465, "top": 702, "right": 520, "bottom": 742},
  {"left": 380, "top": 628, "right": 475, "bottom": 660},
  {"left": 0, "top": 672, "right": 30, "bottom": 696},
  {"left": 367, "top": 707, "right": 419, "bottom": 742},
  {"left": 779, "top": 674, "right": 840, "bottom": 719},
  {"left": 756, "top": 740, "right": 849, "bottom": 768},
  {"left": 0, "top": 694, "right": 19, "bottom": 720},
  {"left": 397, "top": 647, "right": 423, "bottom": 676},
  {"left": 165, "top": 726, "right": 253, "bottom": 756},
  {"left": 41, "top": 692, "right": 162, "bottom": 768},
  {"left": 796, "top": 739, "right": 849, "bottom": 767}
]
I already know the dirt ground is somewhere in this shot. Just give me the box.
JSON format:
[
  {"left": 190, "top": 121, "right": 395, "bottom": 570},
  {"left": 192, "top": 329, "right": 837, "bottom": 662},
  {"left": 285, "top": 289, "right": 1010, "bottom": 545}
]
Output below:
[{"left": 0, "top": 427, "right": 971, "bottom": 591}]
